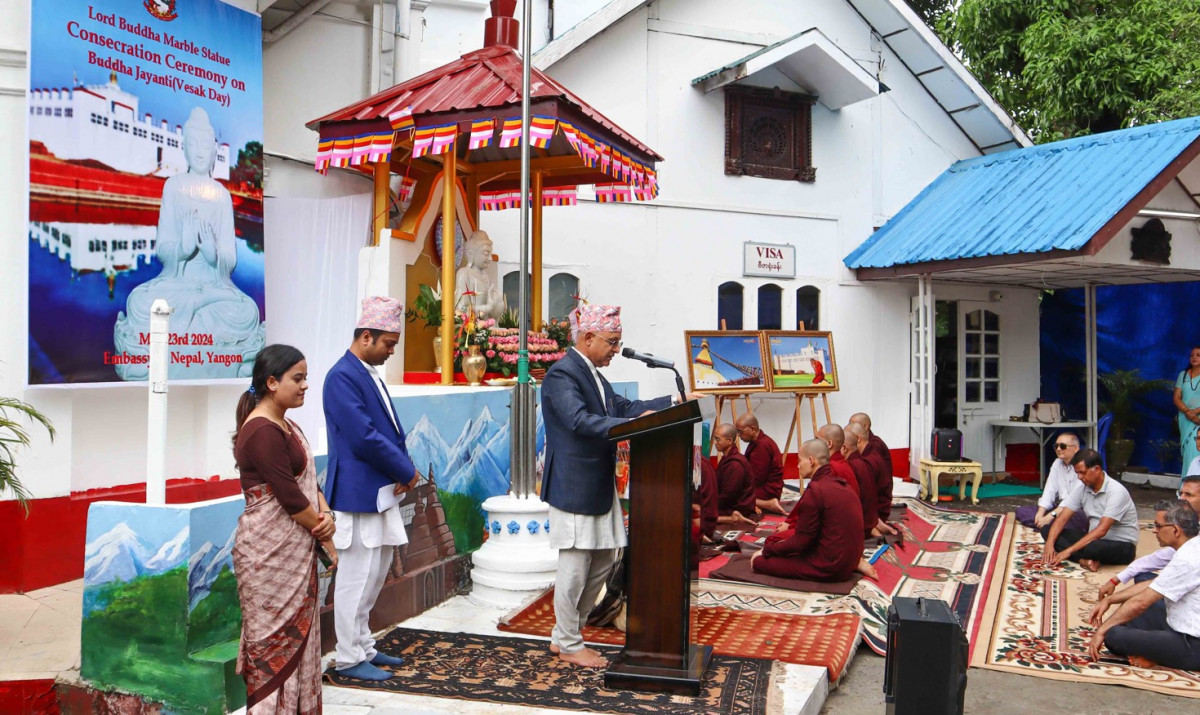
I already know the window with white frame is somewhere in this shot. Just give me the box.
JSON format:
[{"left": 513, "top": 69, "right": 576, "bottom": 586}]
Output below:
[{"left": 963, "top": 309, "right": 1000, "bottom": 403}]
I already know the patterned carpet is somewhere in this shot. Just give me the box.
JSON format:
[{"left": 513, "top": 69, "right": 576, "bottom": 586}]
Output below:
[
  {"left": 324, "top": 628, "right": 779, "bottom": 714},
  {"left": 696, "top": 497, "right": 1010, "bottom": 656},
  {"left": 973, "top": 520, "right": 1200, "bottom": 697},
  {"left": 497, "top": 590, "right": 862, "bottom": 683}
]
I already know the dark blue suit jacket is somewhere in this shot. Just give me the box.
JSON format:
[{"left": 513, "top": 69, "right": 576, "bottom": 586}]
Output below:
[
  {"left": 322, "top": 350, "right": 416, "bottom": 513},
  {"left": 539, "top": 349, "right": 671, "bottom": 515}
]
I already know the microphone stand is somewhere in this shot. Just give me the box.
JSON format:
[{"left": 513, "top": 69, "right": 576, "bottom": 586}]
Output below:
[{"left": 642, "top": 363, "right": 687, "bottom": 403}]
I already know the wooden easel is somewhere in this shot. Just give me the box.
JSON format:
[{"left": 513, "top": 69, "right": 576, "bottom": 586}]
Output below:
[{"left": 781, "top": 391, "right": 832, "bottom": 456}]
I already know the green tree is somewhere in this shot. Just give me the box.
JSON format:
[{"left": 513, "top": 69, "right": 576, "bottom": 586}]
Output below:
[
  {"left": 231, "top": 140, "right": 263, "bottom": 189},
  {"left": 943, "top": 0, "right": 1200, "bottom": 142},
  {"left": 904, "top": 0, "right": 956, "bottom": 27}
]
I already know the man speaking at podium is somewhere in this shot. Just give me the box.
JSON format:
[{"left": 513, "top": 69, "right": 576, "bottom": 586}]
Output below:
[{"left": 540, "top": 303, "right": 691, "bottom": 668}]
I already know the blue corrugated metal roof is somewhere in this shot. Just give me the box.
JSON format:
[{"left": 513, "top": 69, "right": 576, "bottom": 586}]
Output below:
[{"left": 845, "top": 116, "right": 1200, "bottom": 270}]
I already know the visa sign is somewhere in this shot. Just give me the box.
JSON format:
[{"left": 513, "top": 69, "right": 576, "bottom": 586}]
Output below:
[{"left": 743, "top": 242, "right": 795, "bottom": 278}]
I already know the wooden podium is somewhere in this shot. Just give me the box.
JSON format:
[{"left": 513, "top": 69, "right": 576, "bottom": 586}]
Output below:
[{"left": 604, "top": 400, "right": 710, "bottom": 695}]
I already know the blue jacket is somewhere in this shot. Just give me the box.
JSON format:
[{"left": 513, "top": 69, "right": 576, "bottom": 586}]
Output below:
[
  {"left": 539, "top": 349, "right": 671, "bottom": 515},
  {"left": 322, "top": 350, "right": 416, "bottom": 513}
]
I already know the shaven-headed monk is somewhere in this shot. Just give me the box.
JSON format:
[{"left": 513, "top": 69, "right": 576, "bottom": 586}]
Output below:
[
  {"left": 713, "top": 423, "right": 757, "bottom": 528},
  {"left": 844, "top": 422, "right": 880, "bottom": 538},
  {"left": 784, "top": 423, "right": 858, "bottom": 528},
  {"left": 750, "top": 440, "right": 864, "bottom": 582},
  {"left": 735, "top": 413, "right": 786, "bottom": 515},
  {"left": 850, "top": 412, "right": 896, "bottom": 536}
]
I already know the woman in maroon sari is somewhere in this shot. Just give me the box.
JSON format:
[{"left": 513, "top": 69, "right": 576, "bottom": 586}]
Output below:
[{"left": 232, "top": 344, "right": 337, "bottom": 713}]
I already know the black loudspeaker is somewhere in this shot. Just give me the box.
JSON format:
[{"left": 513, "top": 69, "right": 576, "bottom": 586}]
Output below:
[
  {"left": 930, "top": 429, "right": 962, "bottom": 462},
  {"left": 883, "top": 597, "right": 967, "bottom": 715}
]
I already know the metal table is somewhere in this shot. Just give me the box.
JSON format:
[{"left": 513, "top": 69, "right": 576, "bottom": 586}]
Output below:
[{"left": 989, "top": 419, "right": 1095, "bottom": 487}]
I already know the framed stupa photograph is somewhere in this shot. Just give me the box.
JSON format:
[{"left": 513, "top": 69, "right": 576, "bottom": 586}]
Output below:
[{"left": 684, "top": 331, "right": 768, "bottom": 394}]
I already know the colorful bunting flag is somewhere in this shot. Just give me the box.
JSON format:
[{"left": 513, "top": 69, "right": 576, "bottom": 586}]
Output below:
[
  {"left": 396, "top": 175, "right": 416, "bottom": 203},
  {"left": 499, "top": 118, "right": 523, "bottom": 148},
  {"left": 428, "top": 124, "right": 457, "bottom": 156},
  {"left": 387, "top": 106, "right": 415, "bottom": 132},
  {"left": 529, "top": 116, "right": 557, "bottom": 148},
  {"left": 468, "top": 118, "right": 496, "bottom": 150},
  {"left": 411, "top": 126, "right": 437, "bottom": 158}
]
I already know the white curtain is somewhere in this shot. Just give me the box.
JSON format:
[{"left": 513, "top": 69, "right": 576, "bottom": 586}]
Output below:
[{"left": 264, "top": 194, "right": 371, "bottom": 449}]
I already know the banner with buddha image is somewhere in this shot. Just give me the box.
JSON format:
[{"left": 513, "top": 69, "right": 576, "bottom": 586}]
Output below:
[{"left": 27, "top": 0, "right": 264, "bottom": 383}]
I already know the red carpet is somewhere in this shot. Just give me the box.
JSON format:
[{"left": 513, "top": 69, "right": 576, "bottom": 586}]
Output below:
[{"left": 498, "top": 588, "right": 861, "bottom": 683}]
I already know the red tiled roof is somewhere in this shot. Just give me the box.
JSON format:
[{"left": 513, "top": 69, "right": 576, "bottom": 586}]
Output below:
[{"left": 306, "top": 45, "right": 661, "bottom": 163}]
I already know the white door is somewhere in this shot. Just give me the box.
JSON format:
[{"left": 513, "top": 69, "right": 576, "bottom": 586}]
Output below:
[
  {"left": 958, "top": 304, "right": 1004, "bottom": 469},
  {"left": 909, "top": 292, "right": 933, "bottom": 477}
]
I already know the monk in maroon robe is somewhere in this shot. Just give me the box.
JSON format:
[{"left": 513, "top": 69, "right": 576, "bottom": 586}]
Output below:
[
  {"left": 844, "top": 422, "right": 879, "bottom": 538},
  {"left": 851, "top": 412, "right": 896, "bottom": 536},
  {"left": 713, "top": 424, "right": 756, "bottom": 527},
  {"left": 782, "top": 423, "right": 855, "bottom": 528},
  {"left": 735, "top": 413, "right": 786, "bottom": 515},
  {"left": 751, "top": 439, "right": 864, "bottom": 582},
  {"left": 696, "top": 457, "right": 719, "bottom": 540}
]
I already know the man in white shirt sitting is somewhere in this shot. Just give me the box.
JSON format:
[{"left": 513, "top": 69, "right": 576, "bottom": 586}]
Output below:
[
  {"left": 1087, "top": 501, "right": 1200, "bottom": 670},
  {"left": 1097, "top": 475, "right": 1200, "bottom": 600},
  {"left": 1014, "top": 431, "right": 1089, "bottom": 533},
  {"left": 1040, "top": 449, "right": 1139, "bottom": 570}
]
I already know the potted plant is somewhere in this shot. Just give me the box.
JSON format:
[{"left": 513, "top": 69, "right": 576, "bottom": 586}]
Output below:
[
  {"left": 1, "top": 396, "right": 55, "bottom": 515},
  {"left": 1097, "top": 369, "right": 1173, "bottom": 475},
  {"left": 406, "top": 284, "right": 446, "bottom": 371}
]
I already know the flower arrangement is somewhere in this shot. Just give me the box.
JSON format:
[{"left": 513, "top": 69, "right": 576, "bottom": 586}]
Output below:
[{"left": 452, "top": 313, "right": 570, "bottom": 377}]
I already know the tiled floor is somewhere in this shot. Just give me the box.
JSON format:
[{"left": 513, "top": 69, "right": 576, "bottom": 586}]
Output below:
[{"left": 0, "top": 579, "right": 83, "bottom": 681}]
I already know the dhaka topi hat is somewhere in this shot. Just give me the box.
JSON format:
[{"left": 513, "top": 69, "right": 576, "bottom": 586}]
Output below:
[
  {"left": 569, "top": 303, "right": 621, "bottom": 341},
  {"left": 356, "top": 296, "right": 404, "bottom": 333}
]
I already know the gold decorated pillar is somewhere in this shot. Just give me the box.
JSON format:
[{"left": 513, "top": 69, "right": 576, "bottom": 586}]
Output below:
[
  {"left": 372, "top": 159, "right": 389, "bottom": 246},
  {"left": 531, "top": 171, "right": 543, "bottom": 330},
  {"left": 440, "top": 150, "right": 457, "bottom": 385}
]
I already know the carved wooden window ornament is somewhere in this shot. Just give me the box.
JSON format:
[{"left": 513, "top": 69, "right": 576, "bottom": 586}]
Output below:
[
  {"left": 724, "top": 86, "right": 815, "bottom": 182},
  {"left": 1130, "top": 217, "right": 1171, "bottom": 265}
]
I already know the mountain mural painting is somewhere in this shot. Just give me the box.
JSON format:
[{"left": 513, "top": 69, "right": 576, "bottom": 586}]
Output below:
[
  {"left": 389, "top": 382, "right": 638, "bottom": 553},
  {"left": 81, "top": 497, "right": 244, "bottom": 714}
]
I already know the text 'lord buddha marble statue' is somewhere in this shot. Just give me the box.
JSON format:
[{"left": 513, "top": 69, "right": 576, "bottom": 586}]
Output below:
[
  {"left": 113, "top": 107, "right": 264, "bottom": 380},
  {"left": 454, "top": 229, "right": 502, "bottom": 319}
]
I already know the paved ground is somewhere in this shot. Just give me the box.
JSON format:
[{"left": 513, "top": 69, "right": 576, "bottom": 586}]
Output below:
[{"left": 821, "top": 480, "right": 1190, "bottom": 714}]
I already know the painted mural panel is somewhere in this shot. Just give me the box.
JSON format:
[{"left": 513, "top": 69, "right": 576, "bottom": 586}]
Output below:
[{"left": 82, "top": 497, "right": 243, "bottom": 714}]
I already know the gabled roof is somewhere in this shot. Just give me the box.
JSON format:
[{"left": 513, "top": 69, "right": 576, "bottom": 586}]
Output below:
[
  {"left": 534, "top": 0, "right": 1028, "bottom": 153},
  {"left": 691, "top": 28, "right": 880, "bottom": 110},
  {"left": 307, "top": 44, "right": 661, "bottom": 164},
  {"left": 844, "top": 116, "right": 1200, "bottom": 285}
]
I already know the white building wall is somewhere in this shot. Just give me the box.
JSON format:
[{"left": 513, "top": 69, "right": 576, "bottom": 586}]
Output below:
[
  {"left": 1, "top": 0, "right": 1032, "bottom": 503},
  {"left": 481, "top": 0, "right": 1033, "bottom": 452}
]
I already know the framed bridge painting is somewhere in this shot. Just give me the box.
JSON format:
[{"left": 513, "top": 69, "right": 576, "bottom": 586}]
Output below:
[
  {"left": 764, "top": 331, "right": 839, "bottom": 392},
  {"left": 684, "top": 331, "right": 768, "bottom": 394}
]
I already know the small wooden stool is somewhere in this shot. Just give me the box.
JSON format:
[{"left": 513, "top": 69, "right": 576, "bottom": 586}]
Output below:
[{"left": 918, "top": 457, "right": 983, "bottom": 505}]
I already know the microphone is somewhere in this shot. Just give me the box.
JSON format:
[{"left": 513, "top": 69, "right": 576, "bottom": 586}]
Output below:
[{"left": 621, "top": 347, "right": 674, "bottom": 369}]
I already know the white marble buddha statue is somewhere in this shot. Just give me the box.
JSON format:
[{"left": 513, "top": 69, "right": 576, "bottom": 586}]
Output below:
[
  {"left": 455, "top": 229, "right": 502, "bottom": 319},
  {"left": 113, "top": 107, "right": 264, "bottom": 379}
]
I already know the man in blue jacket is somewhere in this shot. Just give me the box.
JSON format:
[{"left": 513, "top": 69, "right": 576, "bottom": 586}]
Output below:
[
  {"left": 324, "top": 296, "right": 416, "bottom": 681},
  {"left": 541, "top": 303, "right": 685, "bottom": 668}
]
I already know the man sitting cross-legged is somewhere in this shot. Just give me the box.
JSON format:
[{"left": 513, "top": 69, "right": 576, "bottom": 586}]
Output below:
[
  {"left": 713, "top": 423, "right": 758, "bottom": 529},
  {"left": 1040, "top": 448, "right": 1139, "bottom": 571},
  {"left": 751, "top": 440, "right": 864, "bottom": 582},
  {"left": 735, "top": 413, "right": 787, "bottom": 515},
  {"left": 1087, "top": 500, "right": 1200, "bottom": 671},
  {"left": 1097, "top": 475, "right": 1200, "bottom": 601},
  {"left": 1014, "top": 431, "right": 1090, "bottom": 533},
  {"left": 843, "top": 422, "right": 880, "bottom": 539}
]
